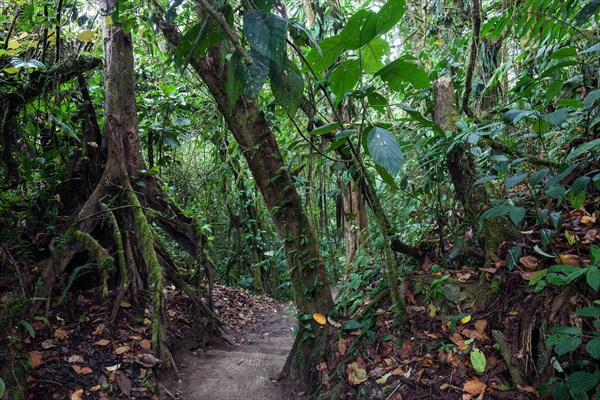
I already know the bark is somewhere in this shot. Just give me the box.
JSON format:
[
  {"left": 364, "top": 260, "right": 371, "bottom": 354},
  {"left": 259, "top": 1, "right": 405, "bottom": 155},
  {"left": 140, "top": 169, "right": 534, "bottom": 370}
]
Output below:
[
  {"left": 461, "top": 0, "right": 481, "bottom": 116},
  {"left": 434, "top": 77, "right": 517, "bottom": 263},
  {"left": 159, "top": 20, "right": 334, "bottom": 386}
]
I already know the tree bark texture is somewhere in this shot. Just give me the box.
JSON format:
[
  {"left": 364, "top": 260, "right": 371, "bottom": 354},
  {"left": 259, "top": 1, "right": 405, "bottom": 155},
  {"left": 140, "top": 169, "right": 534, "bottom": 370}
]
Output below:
[{"left": 160, "top": 19, "right": 333, "bottom": 386}]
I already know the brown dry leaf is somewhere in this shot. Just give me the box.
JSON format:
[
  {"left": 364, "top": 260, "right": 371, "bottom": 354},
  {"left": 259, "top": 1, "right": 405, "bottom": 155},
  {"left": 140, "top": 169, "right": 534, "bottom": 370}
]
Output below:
[
  {"left": 95, "top": 339, "right": 111, "bottom": 346},
  {"left": 120, "top": 300, "right": 131, "bottom": 308},
  {"left": 400, "top": 340, "right": 412, "bottom": 358},
  {"left": 327, "top": 317, "right": 341, "bottom": 328},
  {"left": 338, "top": 338, "right": 347, "bottom": 356},
  {"left": 70, "top": 389, "right": 84, "bottom": 400},
  {"left": 89, "top": 385, "right": 101, "bottom": 392},
  {"left": 115, "top": 345, "right": 130, "bottom": 355},
  {"left": 423, "top": 331, "right": 439, "bottom": 339},
  {"left": 519, "top": 256, "right": 539, "bottom": 271},
  {"left": 54, "top": 328, "right": 69, "bottom": 339},
  {"left": 139, "top": 339, "right": 151, "bottom": 350},
  {"left": 517, "top": 384, "right": 539, "bottom": 396},
  {"left": 391, "top": 367, "right": 404, "bottom": 376},
  {"left": 347, "top": 362, "right": 368, "bottom": 385},
  {"left": 29, "top": 351, "right": 43, "bottom": 369},
  {"left": 32, "top": 321, "right": 45, "bottom": 331},
  {"left": 462, "top": 328, "right": 488, "bottom": 341},
  {"left": 581, "top": 215, "right": 596, "bottom": 226},
  {"left": 93, "top": 324, "right": 105, "bottom": 335},
  {"left": 555, "top": 253, "right": 580, "bottom": 266},
  {"left": 136, "top": 353, "right": 161, "bottom": 368},
  {"left": 143, "top": 318, "right": 151, "bottom": 325},
  {"left": 584, "top": 229, "right": 598, "bottom": 242},
  {"left": 450, "top": 332, "right": 468, "bottom": 350},
  {"left": 41, "top": 339, "right": 56, "bottom": 349},
  {"left": 72, "top": 365, "right": 93, "bottom": 375},
  {"left": 462, "top": 377, "right": 486, "bottom": 395},
  {"left": 116, "top": 371, "right": 132, "bottom": 396},
  {"left": 474, "top": 320, "right": 487, "bottom": 334}
]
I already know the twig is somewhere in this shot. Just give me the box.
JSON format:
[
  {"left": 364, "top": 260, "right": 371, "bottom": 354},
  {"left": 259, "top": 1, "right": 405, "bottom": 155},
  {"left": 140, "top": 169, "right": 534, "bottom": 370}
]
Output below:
[{"left": 195, "top": 0, "right": 252, "bottom": 64}]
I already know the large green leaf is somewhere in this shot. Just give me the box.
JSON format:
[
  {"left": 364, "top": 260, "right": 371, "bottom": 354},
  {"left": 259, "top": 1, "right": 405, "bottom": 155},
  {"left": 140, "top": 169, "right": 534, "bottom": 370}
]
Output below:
[
  {"left": 305, "top": 36, "right": 345, "bottom": 72},
  {"left": 243, "top": 10, "right": 287, "bottom": 67},
  {"left": 238, "top": 50, "right": 269, "bottom": 98},
  {"left": 361, "top": 38, "right": 390, "bottom": 73},
  {"left": 367, "top": 91, "right": 387, "bottom": 114},
  {"left": 366, "top": 126, "right": 403, "bottom": 175},
  {"left": 566, "top": 372, "right": 600, "bottom": 392},
  {"left": 339, "top": 10, "right": 378, "bottom": 50},
  {"left": 328, "top": 59, "right": 360, "bottom": 103},
  {"left": 376, "top": 0, "right": 406, "bottom": 35},
  {"left": 375, "top": 57, "right": 430, "bottom": 90},
  {"left": 270, "top": 58, "right": 304, "bottom": 115}
]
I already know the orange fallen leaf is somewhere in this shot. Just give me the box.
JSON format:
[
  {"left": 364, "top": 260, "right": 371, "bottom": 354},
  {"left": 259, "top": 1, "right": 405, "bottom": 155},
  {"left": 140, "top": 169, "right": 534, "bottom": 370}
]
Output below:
[
  {"left": 72, "top": 365, "right": 93, "bottom": 375},
  {"left": 555, "top": 253, "right": 580, "bottom": 266},
  {"left": 519, "top": 256, "right": 539, "bottom": 271},
  {"left": 338, "top": 338, "right": 347, "bottom": 356},
  {"left": 92, "top": 324, "right": 105, "bottom": 335},
  {"left": 462, "top": 377, "right": 486, "bottom": 395},
  {"left": 70, "top": 389, "right": 84, "bottom": 400},
  {"left": 120, "top": 300, "right": 131, "bottom": 308},
  {"left": 95, "top": 339, "right": 111, "bottom": 346},
  {"left": 140, "top": 339, "right": 151, "bottom": 350},
  {"left": 450, "top": 332, "right": 468, "bottom": 350},
  {"left": 581, "top": 215, "right": 596, "bottom": 226},
  {"left": 115, "top": 345, "right": 130, "bottom": 355},
  {"left": 29, "top": 351, "right": 43, "bottom": 369}
]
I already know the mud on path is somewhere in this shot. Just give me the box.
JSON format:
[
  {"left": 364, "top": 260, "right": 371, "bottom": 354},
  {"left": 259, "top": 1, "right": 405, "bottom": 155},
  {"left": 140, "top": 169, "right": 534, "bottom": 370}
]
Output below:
[{"left": 161, "top": 302, "right": 298, "bottom": 400}]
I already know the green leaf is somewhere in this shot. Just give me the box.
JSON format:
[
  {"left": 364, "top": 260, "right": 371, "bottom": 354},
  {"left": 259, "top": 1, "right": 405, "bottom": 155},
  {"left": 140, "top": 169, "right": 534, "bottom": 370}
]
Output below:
[
  {"left": 309, "top": 122, "right": 339, "bottom": 136},
  {"left": 342, "top": 320, "right": 361, "bottom": 330},
  {"left": 164, "top": 138, "right": 180, "bottom": 148},
  {"left": 585, "top": 265, "right": 600, "bottom": 292},
  {"left": 174, "top": 117, "right": 191, "bottom": 126},
  {"left": 305, "top": 36, "right": 344, "bottom": 72},
  {"left": 374, "top": 164, "right": 398, "bottom": 189},
  {"left": 376, "top": 0, "right": 406, "bottom": 34},
  {"left": 542, "top": 108, "right": 569, "bottom": 126},
  {"left": 549, "top": 47, "right": 577, "bottom": 59},
  {"left": 367, "top": 91, "right": 387, "bottom": 114},
  {"left": 504, "top": 109, "right": 537, "bottom": 124},
  {"left": 339, "top": 10, "right": 377, "bottom": 50},
  {"left": 528, "top": 168, "right": 549, "bottom": 185},
  {"left": 553, "top": 382, "right": 569, "bottom": 400},
  {"left": 328, "top": 59, "right": 360, "bottom": 102},
  {"left": 557, "top": 98, "right": 584, "bottom": 108},
  {"left": 366, "top": 126, "right": 403, "bottom": 175},
  {"left": 396, "top": 104, "right": 444, "bottom": 134},
  {"left": 566, "top": 372, "right": 600, "bottom": 392},
  {"left": 480, "top": 205, "right": 512, "bottom": 220},
  {"left": 586, "top": 338, "right": 600, "bottom": 359},
  {"left": 470, "top": 347, "right": 486, "bottom": 372},
  {"left": 554, "top": 336, "right": 582, "bottom": 356},
  {"left": 361, "top": 38, "right": 390, "bottom": 73},
  {"left": 0, "top": 378, "right": 4, "bottom": 398},
  {"left": 243, "top": 10, "right": 287, "bottom": 67},
  {"left": 577, "top": 306, "right": 600, "bottom": 317},
  {"left": 546, "top": 79, "right": 564, "bottom": 100},
  {"left": 375, "top": 57, "right": 431, "bottom": 90},
  {"left": 591, "top": 245, "right": 600, "bottom": 266},
  {"left": 20, "top": 320, "right": 35, "bottom": 338},
  {"left": 583, "top": 89, "right": 600, "bottom": 110},
  {"left": 505, "top": 172, "right": 528, "bottom": 188},
  {"left": 534, "top": 245, "right": 555, "bottom": 258},
  {"left": 566, "top": 139, "right": 600, "bottom": 161},
  {"left": 509, "top": 207, "right": 526, "bottom": 226},
  {"left": 238, "top": 50, "right": 269, "bottom": 98},
  {"left": 270, "top": 58, "right": 304, "bottom": 116},
  {"left": 546, "top": 185, "right": 566, "bottom": 200}
]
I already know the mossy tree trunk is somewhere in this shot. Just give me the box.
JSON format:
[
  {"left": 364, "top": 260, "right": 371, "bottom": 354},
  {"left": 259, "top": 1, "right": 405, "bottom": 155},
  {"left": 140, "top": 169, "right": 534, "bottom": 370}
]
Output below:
[
  {"left": 159, "top": 22, "right": 334, "bottom": 387},
  {"left": 433, "top": 77, "right": 517, "bottom": 263}
]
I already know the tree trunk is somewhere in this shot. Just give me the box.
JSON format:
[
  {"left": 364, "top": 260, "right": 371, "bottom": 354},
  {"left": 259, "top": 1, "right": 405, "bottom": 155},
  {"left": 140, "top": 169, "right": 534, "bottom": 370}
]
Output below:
[{"left": 160, "top": 21, "right": 333, "bottom": 387}]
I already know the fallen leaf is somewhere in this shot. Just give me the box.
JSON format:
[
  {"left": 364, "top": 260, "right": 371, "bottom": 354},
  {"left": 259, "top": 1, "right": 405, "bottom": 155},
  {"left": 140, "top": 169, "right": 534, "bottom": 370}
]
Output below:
[
  {"left": 89, "top": 385, "right": 101, "bottom": 392},
  {"left": 116, "top": 371, "right": 131, "bottom": 396},
  {"left": 41, "top": 339, "right": 56, "bottom": 349},
  {"left": 474, "top": 320, "right": 487, "bottom": 334},
  {"left": 136, "top": 353, "right": 161, "bottom": 368},
  {"left": 105, "top": 363, "right": 121, "bottom": 372},
  {"left": 555, "top": 253, "right": 580, "bottom": 266},
  {"left": 139, "top": 339, "right": 151, "bottom": 350},
  {"left": 347, "top": 362, "right": 368, "bottom": 385},
  {"left": 92, "top": 324, "right": 105, "bottom": 335},
  {"left": 400, "top": 340, "right": 412, "bottom": 357},
  {"left": 72, "top": 365, "right": 93, "bottom": 375},
  {"left": 461, "top": 315, "right": 472, "bottom": 324},
  {"left": 581, "top": 215, "right": 596, "bottom": 227},
  {"left": 120, "top": 301, "right": 131, "bottom": 308},
  {"left": 312, "top": 313, "right": 326, "bottom": 325},
  {"left": 95, "top": 339, "right": 111, "bottom": 346},
  {"left": 54, "top": 328, "right": 68, "bottom": 339},
  {"left": 519, "top": 256, "right": 539, "bottom": 271},
  {"left": 517, "top": 384, "right": 539, "bottom": 396},
  {"left": 115, "top": 345, "right": 130, "bottom": 355},
  {"left": 29, "top": 351, "right": 43, "bottom": 369},
  {"left": 327, "top": 317, "right": 341, "bottom": 328},
  {"left": 70, "top": 389, "right": 84, "bottom": 400},
  {"left": 450, "top": 332, "right": 468, "bottom": 350},
  {"left": 67, "top": 355, "right": 85, "bottom": 363},
  {"left": 338, "top": 338, "right": 347, "bottom": 356},
  {"left": 462, "top": 377, "right": 486, "bottom": 395}
]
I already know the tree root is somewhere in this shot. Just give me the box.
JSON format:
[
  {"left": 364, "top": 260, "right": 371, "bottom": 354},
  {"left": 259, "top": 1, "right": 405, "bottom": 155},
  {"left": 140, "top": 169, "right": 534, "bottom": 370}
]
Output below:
[{"left": 492, "top": 329, "right": 523, "bottom": 386}]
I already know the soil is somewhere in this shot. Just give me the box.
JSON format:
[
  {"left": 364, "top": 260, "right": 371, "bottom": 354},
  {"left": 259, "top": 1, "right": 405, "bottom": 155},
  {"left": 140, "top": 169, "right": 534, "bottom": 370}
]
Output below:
[{"left": 161, "top": 302, "right": 299, "bottom": 400}]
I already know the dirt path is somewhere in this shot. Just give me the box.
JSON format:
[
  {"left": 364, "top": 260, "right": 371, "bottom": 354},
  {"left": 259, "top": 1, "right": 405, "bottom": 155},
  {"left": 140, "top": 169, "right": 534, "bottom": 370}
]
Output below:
[{"left": 163, "top": 302, "right": 297, "bottom": 399}]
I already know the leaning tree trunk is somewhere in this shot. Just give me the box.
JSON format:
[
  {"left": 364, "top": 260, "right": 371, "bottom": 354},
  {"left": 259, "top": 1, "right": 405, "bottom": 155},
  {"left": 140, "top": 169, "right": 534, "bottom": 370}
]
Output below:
[{"left": 159, "top": 22, "right": 334, "bottom": 387}]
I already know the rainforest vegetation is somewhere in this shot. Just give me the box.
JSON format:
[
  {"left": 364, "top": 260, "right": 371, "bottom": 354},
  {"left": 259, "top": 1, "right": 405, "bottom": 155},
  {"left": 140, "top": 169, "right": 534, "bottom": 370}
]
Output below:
[{"left": 0, "top": 0, "right": 599, "bottom": 398}]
